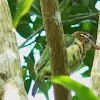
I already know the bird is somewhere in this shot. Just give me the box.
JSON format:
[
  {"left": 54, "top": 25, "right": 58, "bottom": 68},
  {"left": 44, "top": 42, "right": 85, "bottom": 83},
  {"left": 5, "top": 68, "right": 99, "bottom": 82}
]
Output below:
[{"left": 32, "top": 31, "right": 100, "bottom": 96}]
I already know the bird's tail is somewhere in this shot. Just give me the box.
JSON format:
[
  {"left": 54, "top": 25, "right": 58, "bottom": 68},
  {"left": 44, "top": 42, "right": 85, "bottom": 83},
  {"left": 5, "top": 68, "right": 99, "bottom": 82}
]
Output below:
[{"left": 32, "top": 76, "right": 41, "bottom": 97}]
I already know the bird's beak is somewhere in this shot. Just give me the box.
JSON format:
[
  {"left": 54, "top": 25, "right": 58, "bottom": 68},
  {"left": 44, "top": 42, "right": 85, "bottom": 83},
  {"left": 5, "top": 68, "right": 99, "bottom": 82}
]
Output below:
[{"left": 90, "top": 41, "right": 100, "bottom": 50}]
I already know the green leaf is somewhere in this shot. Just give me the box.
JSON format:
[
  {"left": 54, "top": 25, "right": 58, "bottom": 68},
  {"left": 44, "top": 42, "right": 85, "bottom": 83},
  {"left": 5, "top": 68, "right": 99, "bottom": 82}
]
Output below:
[
  {"left": 81, "top": 21, "right": 92, "bottom": 31},
  {"left": 50, "top": 75, "right": 99, "bottom": 100},
  {"left": 24, "top": 78, "right": 32, "bottom": 94},
  {"left": 70, "top": 6, "right": 88, "bottom": 15},
  {"left": 35, "top": 35, "right": 46, "bottom": 48},
  {"left": 33, "top": 17, "right": 43, "bottom": 31},
  {"left": 29, "top": 49, "right": 35, "bottom": 62},
  {"left": 73, "top": 0, "right": 89, "bottom": 6},
  {"left": 39, "top": 81, "right": 52, "bottom": 100},
  {"left": 24, "top": 57, "right": 36, "bottom": 80},
  {"left": 38, "top": 36, "right": 46, "bottom": 48},
  {"left": 60, "top": 0, "right": 72, "bottom": 20},
  {"left": 8, "top": 0, "right": 17, "bottom": 19},
  {"left": 84, "top": 50, "right": 95, "bottom": 70},
  {"left": 81, "top": 70, "right": 91, "bottom": 77},
  {"left": 13, "top": 0, "right": 34, "bottom": 27},
  {"left": 89, "top": 0, "right": 97, "bottom": 11},
  {"left": 72, "top": 95, "right": 80, "bottom": 100},
  {"left": 34, "top": 42, "right": 41, "bottom": 50},
  {"left": 30, "top": 0, "right": 42, "bottom": 18},
  {"left": 17, "top": 23, "right": 33, "bottom": 38}
]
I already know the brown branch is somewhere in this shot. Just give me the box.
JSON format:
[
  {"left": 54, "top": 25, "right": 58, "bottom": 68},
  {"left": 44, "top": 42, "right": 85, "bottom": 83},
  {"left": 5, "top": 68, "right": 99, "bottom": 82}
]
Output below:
[{"left": 40, "top": 0, "right": 70, "bottom": 100}]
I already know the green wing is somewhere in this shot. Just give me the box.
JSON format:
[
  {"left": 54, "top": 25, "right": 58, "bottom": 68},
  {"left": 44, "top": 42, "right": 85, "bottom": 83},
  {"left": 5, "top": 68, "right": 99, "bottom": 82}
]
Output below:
[
  {"left": 32, "top": 47, "right": 50, "bottom": 97},
  {"left": 34, "top": 47, "right": 50, "bottom": 74},
  {"left": 32, "top": 34, "right": 75, "bottom": 96}
]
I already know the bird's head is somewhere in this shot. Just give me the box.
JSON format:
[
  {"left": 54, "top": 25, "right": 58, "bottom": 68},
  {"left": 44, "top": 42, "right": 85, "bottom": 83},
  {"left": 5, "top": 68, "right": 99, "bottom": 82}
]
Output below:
[{"left": 72, "top": 31, "right": 100, "bottom": 50}]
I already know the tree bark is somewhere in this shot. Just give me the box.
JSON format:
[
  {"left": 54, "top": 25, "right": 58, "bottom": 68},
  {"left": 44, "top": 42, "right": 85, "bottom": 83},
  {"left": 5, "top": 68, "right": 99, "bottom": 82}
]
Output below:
[
  {"left": 40, "top": 0, "right": 71, "bottom": 100},
  {"left": 91, "top": 13, "right": 100, "bottom": 98},
  {"left": 0, "top": 0, "right": 28, "bottom": 100}
]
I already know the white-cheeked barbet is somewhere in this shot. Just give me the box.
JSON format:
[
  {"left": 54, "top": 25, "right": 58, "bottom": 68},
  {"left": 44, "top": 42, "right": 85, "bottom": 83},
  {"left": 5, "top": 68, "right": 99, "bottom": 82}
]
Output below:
[{"left": 32, "top": 31, "right": 100, "bottom": 96}]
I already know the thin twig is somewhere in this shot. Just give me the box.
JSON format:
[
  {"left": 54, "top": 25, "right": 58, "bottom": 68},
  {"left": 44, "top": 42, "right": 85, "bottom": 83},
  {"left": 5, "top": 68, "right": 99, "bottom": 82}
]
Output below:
[
  {"left": 18, "top": 25, "right": 44, "bottom": 49},
  {"left": 69, "top": 13, "right": 91, "bottom": 18},
  {"left": 81, "top": 0, "right": 91, "bottom": 12},
  {"left": 62, "top": 12, "right": 99, "bottom": 23}
]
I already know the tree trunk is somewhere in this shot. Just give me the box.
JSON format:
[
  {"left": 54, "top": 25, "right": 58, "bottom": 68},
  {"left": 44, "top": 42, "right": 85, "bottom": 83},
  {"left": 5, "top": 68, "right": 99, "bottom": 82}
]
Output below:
[
  {"left": 40, "top": 0, "right": 71, "bottom": 100},
  {"left": 0, "top": 0, "right": 28, "bottom": 100},
  {"left": 91, "top": 13, "right": 100, "bottom": 98}
]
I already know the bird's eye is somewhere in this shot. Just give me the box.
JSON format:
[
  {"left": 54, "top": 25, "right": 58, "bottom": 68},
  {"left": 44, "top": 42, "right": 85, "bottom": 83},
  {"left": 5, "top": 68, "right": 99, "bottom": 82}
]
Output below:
[{"left": 86, "top": 34, "right": 94, "bottom": 42}]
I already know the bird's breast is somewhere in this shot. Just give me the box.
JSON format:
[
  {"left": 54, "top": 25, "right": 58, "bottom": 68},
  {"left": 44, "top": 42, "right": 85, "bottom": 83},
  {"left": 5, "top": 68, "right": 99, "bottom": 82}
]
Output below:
[{"left": 67, "top": 40, "right": 85, "bottom": 73}]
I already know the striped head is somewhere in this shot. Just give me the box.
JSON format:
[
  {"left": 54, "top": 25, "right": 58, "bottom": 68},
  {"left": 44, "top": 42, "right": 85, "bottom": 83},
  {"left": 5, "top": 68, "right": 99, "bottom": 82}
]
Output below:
[{"left": 72, "top": 31, "right": 100, "bottom": 51}]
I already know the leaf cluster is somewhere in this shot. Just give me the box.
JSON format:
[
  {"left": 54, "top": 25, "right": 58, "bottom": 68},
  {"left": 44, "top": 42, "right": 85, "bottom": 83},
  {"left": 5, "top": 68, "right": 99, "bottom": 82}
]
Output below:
[{"left": 8, "top": 0, "right": 99, "bottom": 99}]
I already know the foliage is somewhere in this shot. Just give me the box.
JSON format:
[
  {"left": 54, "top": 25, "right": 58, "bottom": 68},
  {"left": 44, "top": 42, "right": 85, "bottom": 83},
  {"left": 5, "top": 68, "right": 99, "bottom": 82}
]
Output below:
[
  {"left": 13, "top": 0, "right": 34, "bottom": 27},
  {"left": 49, "top": 75, "right": 99, "bottom": 100},
  {"left": 8, "top": 0, "right": 99, "bottom": 99}
]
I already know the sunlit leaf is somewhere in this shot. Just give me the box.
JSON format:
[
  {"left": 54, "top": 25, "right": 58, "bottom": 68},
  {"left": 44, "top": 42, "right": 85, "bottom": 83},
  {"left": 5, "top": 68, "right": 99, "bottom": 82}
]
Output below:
[
  {"left": 50, "top": 75, "right": 99, "bottom": 100},
  {"left": 13, "top": 0, "right": 34, "bottom": 27},
  {"left": 81, "top": 21, "right": 92, "bottom": 31}
]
